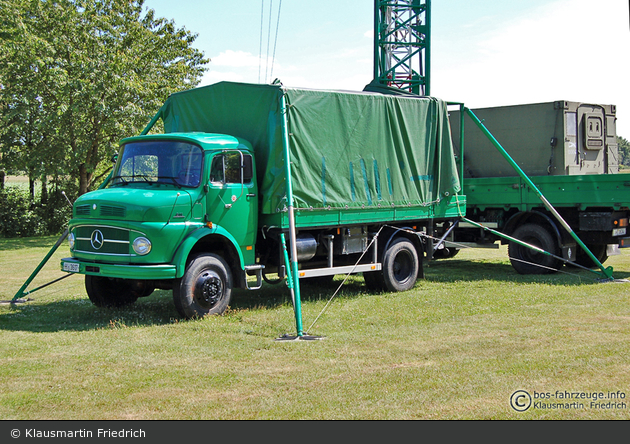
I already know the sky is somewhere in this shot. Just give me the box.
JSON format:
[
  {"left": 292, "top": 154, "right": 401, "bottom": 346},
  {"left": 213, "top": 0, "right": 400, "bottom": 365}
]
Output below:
[{"left": 142, "top": 0, "right": 630, "bottom": 137}]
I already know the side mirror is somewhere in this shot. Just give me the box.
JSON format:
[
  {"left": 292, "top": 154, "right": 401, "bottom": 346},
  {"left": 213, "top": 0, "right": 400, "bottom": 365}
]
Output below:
[{"left": 111, "top": 153, "right": 118, "bottom": 164}]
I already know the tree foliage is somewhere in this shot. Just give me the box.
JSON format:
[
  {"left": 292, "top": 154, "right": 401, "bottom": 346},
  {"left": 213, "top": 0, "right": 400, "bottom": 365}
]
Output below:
[
  {"left": 0, "top": 0, "right": 208, "bottom": 196},
  {"left": 618, "top": 135, "right": 630, "bottom": 169}
]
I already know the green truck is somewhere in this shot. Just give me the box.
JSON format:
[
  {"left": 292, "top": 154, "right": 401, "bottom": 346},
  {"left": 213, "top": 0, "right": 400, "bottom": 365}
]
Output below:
[
  {"left": 441, "top": 101, "right": 630, "bottom": 273},
  {"left": 60, "top": 82, "right": 464, "bottom": 318}
]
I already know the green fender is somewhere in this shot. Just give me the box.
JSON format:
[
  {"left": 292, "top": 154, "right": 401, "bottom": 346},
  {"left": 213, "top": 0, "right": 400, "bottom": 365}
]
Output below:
[{"left": 172, "top": 224, "right": 245, "bottom": 279}]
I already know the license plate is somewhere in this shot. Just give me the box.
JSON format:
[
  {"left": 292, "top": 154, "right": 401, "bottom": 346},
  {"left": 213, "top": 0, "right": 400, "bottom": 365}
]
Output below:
[
  {"left": 613, "top": 228, "right": 627, "bottom": 237},
  {"left": 63, "top": 262, "right": 80, "bottom": 273}
]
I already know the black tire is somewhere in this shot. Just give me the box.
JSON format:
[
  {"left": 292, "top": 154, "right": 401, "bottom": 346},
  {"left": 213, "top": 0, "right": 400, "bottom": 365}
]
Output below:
[
  {"left": 173, "top": 254, "right": 232, "bottom": 319},
  {"left": 573, "top": 243, "right": 608, "bottom": 269},
  {"left": 508, "top": 223, "right": 562, "bottom": 274},
  {"left": 85, "top": 275, "right": 139, "bottom": 308},
  {"left": 382, "top": 237, "right": 421, "bottom": 292}
]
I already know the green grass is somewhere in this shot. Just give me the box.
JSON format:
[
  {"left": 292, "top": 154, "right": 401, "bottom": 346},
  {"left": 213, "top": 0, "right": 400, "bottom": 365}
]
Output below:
[{"left": 1, "top": 236, "right": 630, "bottom": 419}]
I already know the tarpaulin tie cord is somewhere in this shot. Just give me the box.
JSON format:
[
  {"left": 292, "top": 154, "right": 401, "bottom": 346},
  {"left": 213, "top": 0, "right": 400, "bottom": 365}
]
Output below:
[{"left": 304, "top": 225, "right": 385, "bottom": 335}]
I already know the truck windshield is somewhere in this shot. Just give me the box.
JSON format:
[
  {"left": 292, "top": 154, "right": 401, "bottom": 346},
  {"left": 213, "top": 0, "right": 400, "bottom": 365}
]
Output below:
[{"left": 110, "top": 141, "right": 203, "bottom": 188}]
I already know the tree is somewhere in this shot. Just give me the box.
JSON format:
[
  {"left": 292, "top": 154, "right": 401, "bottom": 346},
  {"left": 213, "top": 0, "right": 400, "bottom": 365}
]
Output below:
[
  {"left": 0, "top": 0, "right": 208, "bottom": 196},
  {"left": 618, "top": 135, "right": 630, "bottom": 169}
]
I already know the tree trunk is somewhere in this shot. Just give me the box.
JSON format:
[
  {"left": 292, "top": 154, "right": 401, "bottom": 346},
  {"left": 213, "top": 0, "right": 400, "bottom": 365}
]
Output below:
[
  {"left": 29, "top": 176, "right": 36, "bottom": 201},
  {"left": 78, "top": 164, "right": 92, "bottom": 196},
  {"left": 41, "top": 176, "right": 48, "bottom": 205},
  {"left": 0, "top": 171, "right": 4, "bottom": 189}
]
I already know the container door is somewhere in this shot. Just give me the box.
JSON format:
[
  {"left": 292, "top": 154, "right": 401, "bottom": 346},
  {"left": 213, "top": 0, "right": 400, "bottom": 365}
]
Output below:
[{"left": 576, "top": 105, "right": 606, "bottom": 174}]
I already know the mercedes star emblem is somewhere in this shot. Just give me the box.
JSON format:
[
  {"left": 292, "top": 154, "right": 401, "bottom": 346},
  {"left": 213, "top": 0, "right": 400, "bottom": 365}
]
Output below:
[{"left": 90, "top": 230, "right": 104, "bottom": 250}]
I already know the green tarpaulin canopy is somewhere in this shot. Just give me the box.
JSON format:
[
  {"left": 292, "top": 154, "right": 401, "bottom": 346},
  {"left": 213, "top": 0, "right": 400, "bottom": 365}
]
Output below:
[{"left": 148, "top": 81, "right": 460, "bottom": 215}]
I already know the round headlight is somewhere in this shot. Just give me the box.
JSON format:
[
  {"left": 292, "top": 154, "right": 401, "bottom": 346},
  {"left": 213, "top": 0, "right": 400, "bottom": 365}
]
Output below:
[
  {"left": 133, "top": 237, "right": 152, "bottom": 255},
  {"left": 68, "top": 232, "right": 75, "bottom": 250}
]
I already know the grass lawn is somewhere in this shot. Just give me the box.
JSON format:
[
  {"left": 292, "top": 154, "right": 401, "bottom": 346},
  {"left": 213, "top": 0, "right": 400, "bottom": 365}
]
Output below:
[{"left": 1, "top": 236, "right": 630, "bottom": 420}]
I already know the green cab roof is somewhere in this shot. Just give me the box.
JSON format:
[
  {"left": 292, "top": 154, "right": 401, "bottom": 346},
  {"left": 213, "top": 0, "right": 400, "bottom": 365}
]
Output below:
[{"left": 120, "top": 132, "right": 253, "bottom": 152}]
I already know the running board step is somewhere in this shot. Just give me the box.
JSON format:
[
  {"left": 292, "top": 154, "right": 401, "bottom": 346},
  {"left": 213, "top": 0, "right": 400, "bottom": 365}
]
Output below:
[{"left": 245, "top": 265, "right": 265, "bottom": 290}]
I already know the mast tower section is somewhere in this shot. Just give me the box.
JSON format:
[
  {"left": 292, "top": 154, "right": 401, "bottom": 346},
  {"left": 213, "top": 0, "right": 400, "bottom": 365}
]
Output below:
[{"left": 373, "top": 0, "right": 430, "bottom": 95}]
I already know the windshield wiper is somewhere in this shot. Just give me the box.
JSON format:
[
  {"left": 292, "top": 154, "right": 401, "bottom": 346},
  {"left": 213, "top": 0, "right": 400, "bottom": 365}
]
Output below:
[
  {"left": 110, "top": 175, "right": 129, "bottom": 186},
  {"left": 157, "top": 176, "right": 183, "bottom": 188},
  {"left": 132, "top": 174, "right": 154, "bottom": 184}
]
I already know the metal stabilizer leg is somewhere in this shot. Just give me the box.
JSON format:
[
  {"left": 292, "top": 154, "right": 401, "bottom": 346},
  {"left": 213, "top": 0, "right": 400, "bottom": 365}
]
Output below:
[
  {"left": 275, "top": 334, "right": 325, "bottom": 341},
  {"left": 6, "top": 229, "right": 70, "bottom": 304},
  {"left": 274, "top": 233, "right": 325, "bottom": 342}
]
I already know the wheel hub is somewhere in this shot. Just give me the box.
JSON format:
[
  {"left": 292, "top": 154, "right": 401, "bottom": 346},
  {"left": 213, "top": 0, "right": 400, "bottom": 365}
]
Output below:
[
  {"left": 196, "top": 272, "right": 223, "bottom": 308},
  {"left": 394, "top": 252, "right": 412, "bottom": 281}
]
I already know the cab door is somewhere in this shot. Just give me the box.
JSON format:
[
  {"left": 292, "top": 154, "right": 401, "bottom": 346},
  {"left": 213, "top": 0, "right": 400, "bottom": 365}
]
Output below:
[{"left": 206, "top": 150, "right": 258, "bottom": 264}]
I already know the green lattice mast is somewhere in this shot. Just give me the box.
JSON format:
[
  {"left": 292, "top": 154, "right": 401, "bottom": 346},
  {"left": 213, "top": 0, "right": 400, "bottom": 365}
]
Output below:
[{"left": 373, "top": 0, "right": 430, "bottom": 95}]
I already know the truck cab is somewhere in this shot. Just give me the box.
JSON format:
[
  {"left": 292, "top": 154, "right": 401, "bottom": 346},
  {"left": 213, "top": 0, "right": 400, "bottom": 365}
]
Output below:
[{"left": 62, "top": 132, "right": 258, "bottom": 317}]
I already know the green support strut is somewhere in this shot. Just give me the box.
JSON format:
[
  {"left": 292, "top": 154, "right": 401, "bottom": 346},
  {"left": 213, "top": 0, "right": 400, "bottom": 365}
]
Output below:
[
  {"left": 280, "top": 91, "right": 304, "bottom": 337},
  {"left": 12, "top": 229, "right": 69, "bottom": 301},
  {"left": 465, "top": 108, "right": 614, "bottom": 280},
  {"left": 280, "top": 233, "right": 302, "bottom": 334}
]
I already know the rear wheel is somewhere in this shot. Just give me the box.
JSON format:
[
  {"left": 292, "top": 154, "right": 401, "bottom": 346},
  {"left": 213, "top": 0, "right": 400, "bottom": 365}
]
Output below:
[
  {"left": 382, "top": 237, "right": 421, "bottom": 292},
  {"left": 85, "top": 276, "right": 139, "bottom": 308},
  {"left": 573, "top": 243, "right": 608, "bottom": 269},
  {"left": 173, "top": 254, "right": 232, "bottom": 319},
  {"left": 508, "top": 223, "right": 562, "bottom": 274}
]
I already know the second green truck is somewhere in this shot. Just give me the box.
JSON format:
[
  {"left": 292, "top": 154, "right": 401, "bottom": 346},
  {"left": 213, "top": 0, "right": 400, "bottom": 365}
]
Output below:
[{"left": 442, "top": 101, "right": 630, "bottom": 273}]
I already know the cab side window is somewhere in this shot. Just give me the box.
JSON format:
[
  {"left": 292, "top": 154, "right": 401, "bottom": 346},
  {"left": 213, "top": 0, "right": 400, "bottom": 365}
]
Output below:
[{"left": 210, "top": 152, "right": 253, "bottom": 184}]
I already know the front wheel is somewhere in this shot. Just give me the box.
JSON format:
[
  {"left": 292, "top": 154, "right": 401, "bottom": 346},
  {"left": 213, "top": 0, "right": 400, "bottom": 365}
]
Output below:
[{"left": 173, "top": 254, "right": 233, "bottom": 319}]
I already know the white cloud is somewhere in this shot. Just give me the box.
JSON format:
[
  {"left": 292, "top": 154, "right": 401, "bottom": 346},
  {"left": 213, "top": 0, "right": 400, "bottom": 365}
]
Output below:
[
  {"left": 210, "top": 50, "right": 266, "bottom": 68},
  {"left": 201, "top": 50, "right": 282, "bottom": 86},
  {"left": 432, "top": 0, "right": 630, "bottom": 135},
  {"left": 201, "top": 70, "right": 246, "bottom": 84}
]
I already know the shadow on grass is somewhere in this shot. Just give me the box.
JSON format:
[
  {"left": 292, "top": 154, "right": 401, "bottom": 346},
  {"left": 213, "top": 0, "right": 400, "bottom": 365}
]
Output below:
[
  {"left": 3, "top": 258, "right": 628, "bottom": 333},
  {"left": 0, "top": 277, "right": 371, "bottom": 333},
  {"left": 0, "top": 291, "right": 179, "bottom": 333}
]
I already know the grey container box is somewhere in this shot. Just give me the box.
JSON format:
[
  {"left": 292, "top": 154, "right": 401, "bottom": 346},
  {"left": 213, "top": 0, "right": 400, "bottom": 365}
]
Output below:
[{"left": 449, "top": 101, "right": 618, "bottom": 178}]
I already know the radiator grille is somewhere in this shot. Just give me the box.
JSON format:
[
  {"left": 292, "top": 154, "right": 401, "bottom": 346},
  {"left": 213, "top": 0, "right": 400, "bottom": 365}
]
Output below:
[{"left": 74, "top": 226, "right": 130, "bottom": 255}]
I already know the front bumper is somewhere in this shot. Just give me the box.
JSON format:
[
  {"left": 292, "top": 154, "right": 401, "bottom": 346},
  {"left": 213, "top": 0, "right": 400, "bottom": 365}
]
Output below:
[{"left": 61, "top": 258, "right": 177, "bottom": 280}]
